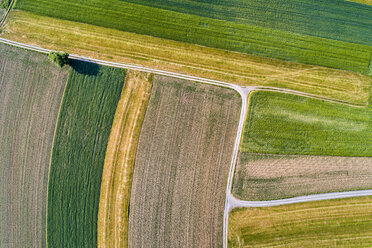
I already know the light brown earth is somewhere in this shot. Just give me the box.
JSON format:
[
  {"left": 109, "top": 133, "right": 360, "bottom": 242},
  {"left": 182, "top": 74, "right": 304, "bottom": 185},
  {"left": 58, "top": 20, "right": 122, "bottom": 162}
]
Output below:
[
  {"left": 128, "top": 75, "right": 241, "bottom": 247},
  {"left": 0, "top": 43, "right": 69, "bottom": 247},
  {"left": 98, "top": 70, "right": 152, "bottom": 248},
  {"left": 233, "top": 153, "right": 372, "bottom": 201},
  {"left": 2, "top": 11, "right": 372, "bottom": 105}
]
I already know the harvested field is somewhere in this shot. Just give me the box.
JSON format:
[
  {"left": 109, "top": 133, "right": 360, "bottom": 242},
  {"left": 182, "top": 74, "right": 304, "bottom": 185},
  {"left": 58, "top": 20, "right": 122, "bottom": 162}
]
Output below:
[
  {"left": 233, "top": 153, "right": 372, "bottom": 201},
  {"left": 241, "top": 90, "right": 372, "bottom": 156},
  {"left": 128, "top": 76, "right": 241, "bottom": 247},
  {"left": 14, "top": 0, "right": 372, "bottom": 73},
  {"left": 98, "top": 70, "right": 152, "bottom": 248},
  {"left": 2, "top": 11, "right": 372, "bottom": 105},
  {"left": 0, "top": 43, "right": 68, "bottom": 247},
  {"left": 47, "top": 61, "right": 124, "bottom": 247},
  {"left": 228, "top": 196, "right": 372, "bottom": 247}
]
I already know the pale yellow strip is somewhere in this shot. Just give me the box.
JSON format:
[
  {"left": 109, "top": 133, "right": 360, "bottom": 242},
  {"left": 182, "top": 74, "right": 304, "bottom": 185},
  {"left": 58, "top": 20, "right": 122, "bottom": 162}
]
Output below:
[
  {"left": 347, "top": 0, "right": 372, "bottom": 5},
  {"left": 2, "top": 10, "right": 371, "bottom": 105},
  {"left": 98, "top": 70, "right": 152, "bottom": 248}
]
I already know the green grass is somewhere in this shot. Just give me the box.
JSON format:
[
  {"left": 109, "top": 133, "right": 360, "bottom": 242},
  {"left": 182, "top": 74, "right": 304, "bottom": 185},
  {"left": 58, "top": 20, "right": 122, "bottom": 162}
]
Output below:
[
  {"left": 113, "top": 0, "right": 372, "bottom": 46},
  {"left": 240, "top": 91, "right": 372, "bottom": 156},
  {"left": 47, "top": 60, "right": 125, "bottom": 248},
  {"left": 228, "top": 196, "right": 372, "bottom": 247},
  {"left": 14, "top": 0, "right": 372, "bottom": 74}
]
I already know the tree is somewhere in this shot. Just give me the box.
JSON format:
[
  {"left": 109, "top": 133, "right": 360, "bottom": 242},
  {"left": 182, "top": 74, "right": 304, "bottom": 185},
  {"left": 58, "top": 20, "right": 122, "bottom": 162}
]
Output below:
[
  {"left": 0, "top": 0, "right": 10, "bottom": 9},
  {"left": 48, "top": 51, "right": 69, "bottom": 68}
]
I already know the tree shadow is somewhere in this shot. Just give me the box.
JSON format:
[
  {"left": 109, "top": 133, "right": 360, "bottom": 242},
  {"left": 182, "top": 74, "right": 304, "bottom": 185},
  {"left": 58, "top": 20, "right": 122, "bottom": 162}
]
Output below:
[{"left": 69, "top": 59, "right": 100, "bottom": 76}]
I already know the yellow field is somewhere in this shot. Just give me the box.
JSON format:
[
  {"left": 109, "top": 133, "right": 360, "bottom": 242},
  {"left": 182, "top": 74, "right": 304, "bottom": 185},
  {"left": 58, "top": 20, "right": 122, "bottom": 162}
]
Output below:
[
  {"left": 97, "top": 70, "right": 152, "bottom": 248},
  {"left": 229, "top": 196, "right": 372, "bottom": 247},
  {"left": 348, "top": 0, "right": 372, "bottom": 5},
  {"left": 2, "top": 10, "right": 371, "bottom": 105}
]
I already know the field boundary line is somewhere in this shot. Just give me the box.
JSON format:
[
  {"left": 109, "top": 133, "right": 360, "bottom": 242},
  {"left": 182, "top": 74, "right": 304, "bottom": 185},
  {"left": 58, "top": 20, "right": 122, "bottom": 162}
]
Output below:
[
  {"left": 44, "top": 70, "right": 69, "bottom": 248},
  {"left": 1, "top": 37, "right": 371, "bottom": 248}
]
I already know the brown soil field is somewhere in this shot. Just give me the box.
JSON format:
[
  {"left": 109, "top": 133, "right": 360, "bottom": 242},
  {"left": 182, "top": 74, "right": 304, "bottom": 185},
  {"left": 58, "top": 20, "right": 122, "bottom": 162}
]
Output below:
[
  {"left": 98, "top": 70, "right": 152, "bottom": 248},
  {"left": 233, "top": 153, "right": 372, "bottom": 201},
  {"left": 128, "top": 75, "right": 241, "bottom": 247},
  {"left": 0, "top": 43, "right": 69, "bottom": 247}
]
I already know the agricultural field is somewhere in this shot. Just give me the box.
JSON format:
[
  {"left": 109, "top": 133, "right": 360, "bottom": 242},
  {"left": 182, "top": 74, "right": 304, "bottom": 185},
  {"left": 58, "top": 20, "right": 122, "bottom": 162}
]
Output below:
[
  {"left": 98, "top": 70, "right": 152, "bottom": 248},
  {"left": 128, "top": 76, "right": 241, "bottom": 247},
  {"left": 102, "top": 0, "right": 372, "bottom": 46},
  {"left": 47, "top": 61, "right": 125, "bottom": 247},
  {"left": 233, "top": 153, "right": 372, "bottom": 200},
  {"left": 3, "top": 11, "right": 372, "bottom": 105},
  {"left": 228, "top": 196, "right": 372, "bottom": 247},
  {"left": 240, "top": 90, "right": 372, "bottom": 156},
  {"left": 0, "top": 44, "right": 68, "bottom": 247},
  {"left": 13, "top": 0, "right": 372, "bottom": 73}
]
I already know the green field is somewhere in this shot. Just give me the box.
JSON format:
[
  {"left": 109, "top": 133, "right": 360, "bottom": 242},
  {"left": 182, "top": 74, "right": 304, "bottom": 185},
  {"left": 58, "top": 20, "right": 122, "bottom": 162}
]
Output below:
[
  {"left": 240, "top": 91, "right": 372, "bottom": 156},
  {"left": 109, "top": 0, "right": 372, "bottom": 46},
  {"left": 14, "top": 0, "right": 372, "bottom": 73},
  {"left": 47, "top": 61, "right": 125, "bottom": 247},
  {"left": 228, "top": 196, "right": 372, "bottom": 247}
]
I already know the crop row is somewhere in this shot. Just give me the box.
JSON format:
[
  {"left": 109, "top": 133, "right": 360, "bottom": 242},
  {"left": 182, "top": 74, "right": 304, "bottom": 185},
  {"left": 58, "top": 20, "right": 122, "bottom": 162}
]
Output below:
[
  {"left": 15, "top": 0, "right": 372, "bottom": 74},
  {"left": 47, "top": 61, "right": 125, "bottom": 247},
  {"left": 241, "top": 90, "right": 372, "bottom": 156},
  {"left": 119, "top": 0, "right": 372, "bottom": 46}
]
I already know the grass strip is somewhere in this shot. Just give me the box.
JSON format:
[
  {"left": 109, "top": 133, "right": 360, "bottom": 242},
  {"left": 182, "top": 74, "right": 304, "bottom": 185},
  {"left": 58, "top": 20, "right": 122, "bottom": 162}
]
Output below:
[
  {"left": 2, "top": 11, "right": 372, "bottom": 105},
  {"left": 98, "top": 70, "right": 152, "bottom": 248},
  {"left": 13, "top": 0, "right": 372, "bottom": 73},
  {"left": 228, "top": 196, "right": 372, "bottom": 247}
]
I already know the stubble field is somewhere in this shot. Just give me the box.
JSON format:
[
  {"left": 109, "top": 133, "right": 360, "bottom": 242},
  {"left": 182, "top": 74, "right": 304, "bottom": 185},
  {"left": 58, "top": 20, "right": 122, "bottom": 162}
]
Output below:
[
  {"left": 128, "top": 76, "right": 241, "bottom": 247},
  {"left": 98, "top": 70, "right": 152, "bottom": 248},
  {"left": 228, "top": 196, "right": 372, "bottom": 247},
  {"left": 0, "top": 44, "right": 68, "bottom": 247},
  {"left": 233, "top": 153, "right": 372, "bottom": 200},
  {"left": 2, "top": 11, "right": 372, "bottom": 105}
]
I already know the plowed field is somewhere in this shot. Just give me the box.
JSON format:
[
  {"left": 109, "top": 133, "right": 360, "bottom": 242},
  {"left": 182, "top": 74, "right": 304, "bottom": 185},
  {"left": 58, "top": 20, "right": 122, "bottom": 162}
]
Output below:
[
  {"left": 128, "top": 76, "right": 241, "bottom": 247},
  {"left": 233, "top": 153, "right": 372, "bottom": 200},
  {"left": 0, "top": 43, "right": 68, "bottom": 247}
]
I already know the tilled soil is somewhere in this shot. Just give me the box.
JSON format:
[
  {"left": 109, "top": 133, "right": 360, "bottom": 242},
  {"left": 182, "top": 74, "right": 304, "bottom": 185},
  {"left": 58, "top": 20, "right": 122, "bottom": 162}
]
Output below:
[
  {"left": 128, "top": 75, "right": 241, "bottom": 248},
  {"left": 0, "top": 43, "right": 68, "bottom": 247},
  {"left": 233, "top": 153, "right": 372, "bottom": 201}
]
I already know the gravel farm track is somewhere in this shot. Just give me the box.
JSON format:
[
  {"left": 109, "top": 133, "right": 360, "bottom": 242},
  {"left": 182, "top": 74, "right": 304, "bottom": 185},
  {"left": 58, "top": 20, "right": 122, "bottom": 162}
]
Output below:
[{"left": 1, "top": 37, "right": 372, "bottom": 248}]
